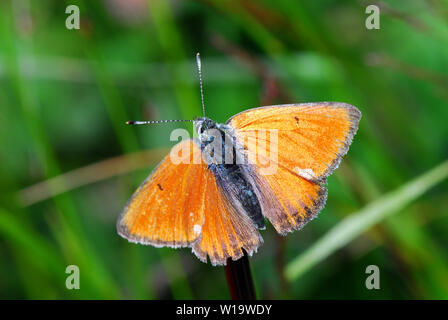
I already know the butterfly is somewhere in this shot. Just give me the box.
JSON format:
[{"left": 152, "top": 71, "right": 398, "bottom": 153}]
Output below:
[{"left": 117, "top": 54, "right": 361, "bottom": 266}]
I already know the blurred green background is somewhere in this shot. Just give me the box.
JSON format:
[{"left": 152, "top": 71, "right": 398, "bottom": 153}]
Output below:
[{"left": 1, "top": 0, "right": 447, "bottom": 299}]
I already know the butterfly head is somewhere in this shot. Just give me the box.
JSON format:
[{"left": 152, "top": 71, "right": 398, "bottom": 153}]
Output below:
[
  {"left": 194, "top": 117, "right": 216, "bottom": 134},
  {"left": 194, "top": 117, "right": 221, "bottom": 146}
]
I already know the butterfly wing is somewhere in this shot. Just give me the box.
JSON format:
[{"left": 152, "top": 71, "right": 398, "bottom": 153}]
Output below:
[
  {"left": 118, "top": 139, "right": 262, "bottom": 265},
  {"left": 228, "top": 102, "right": 361, "bottom": 234},
  {"left": 192, "top": 168, "right": 262, "bottom": 265},
  {"left": 228, "top": 102, "right": 361, "bottom": 182},
  {"left": 241, "top": 162, "right": 328, "bottom": 235},
  {"left": 117, "top": 139, "right": 206, "bottom": 247}
]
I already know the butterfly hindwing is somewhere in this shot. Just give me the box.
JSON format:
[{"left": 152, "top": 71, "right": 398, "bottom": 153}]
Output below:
[
  {"left": 241, "top": 162, "right": 328, "bottom": 235},
  {"left": 119, "top": 102, "right": 361, "bottom": 261},
  {"left": 192, "top": 167, "right": 262, "bottom": 265}
]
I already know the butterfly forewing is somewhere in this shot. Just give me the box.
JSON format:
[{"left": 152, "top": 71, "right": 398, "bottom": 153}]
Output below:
[
  {"left": 228, "top": 102, "right": 361, "bottom": 182},
  {"left": 117, "top": 139, "right": 206, "bottom": 247}
]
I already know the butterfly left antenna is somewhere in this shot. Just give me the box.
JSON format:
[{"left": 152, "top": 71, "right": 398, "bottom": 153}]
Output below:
[{"left": 126, "top": 119, "right": 194, "bottom": 125}]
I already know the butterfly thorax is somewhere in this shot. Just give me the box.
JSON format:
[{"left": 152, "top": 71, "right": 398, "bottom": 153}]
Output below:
[{"left": 194, "top": 117, "right": 216, "bottom": 134}]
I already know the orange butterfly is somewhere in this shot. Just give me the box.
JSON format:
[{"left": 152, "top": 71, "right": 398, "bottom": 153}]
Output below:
[{"left": 117, "top": 54, "right": 361, "bottom": 266}]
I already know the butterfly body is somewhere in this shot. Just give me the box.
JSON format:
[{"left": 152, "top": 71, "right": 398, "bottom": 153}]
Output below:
[{"left": 118, "top": 102, "right": 361, "bottom": 265}]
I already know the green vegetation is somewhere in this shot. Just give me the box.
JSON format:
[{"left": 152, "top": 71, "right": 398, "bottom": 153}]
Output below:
[{"left": 0, "top": 0, "right": 447, "bottom": 299}]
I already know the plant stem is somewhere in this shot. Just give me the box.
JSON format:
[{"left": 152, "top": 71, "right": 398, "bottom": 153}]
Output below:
[{"left": 224, "top": 250, "right": 256, "bottom": 300}]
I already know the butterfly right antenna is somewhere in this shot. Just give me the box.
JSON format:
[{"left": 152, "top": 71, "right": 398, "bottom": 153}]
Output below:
[{"left": 196, "top": 53, "right": 206, "bottom": 118}]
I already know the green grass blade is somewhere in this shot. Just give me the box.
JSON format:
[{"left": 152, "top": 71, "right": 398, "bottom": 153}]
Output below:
[
  {"left": 0, "top": 208, "right": 65, "bottom": 277},
  {"left": 285, "top": 160, "right": 448, "bottom": 281}
]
